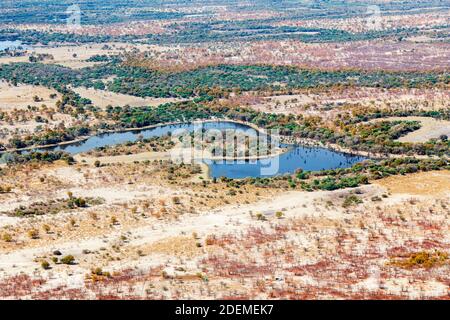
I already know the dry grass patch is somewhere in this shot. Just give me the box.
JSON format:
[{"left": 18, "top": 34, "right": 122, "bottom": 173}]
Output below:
[
  {"left": 389, "top": 251, "right": 448, "bottom": 269},
  {"left": 142, "top": 236, "right": 201, "bottom": 258},
  {"left": 0, "top": 82, "right": 60, "bottom": 110},
  {"left": 374, "top": 170, "right": 450, "bottom": 196}
]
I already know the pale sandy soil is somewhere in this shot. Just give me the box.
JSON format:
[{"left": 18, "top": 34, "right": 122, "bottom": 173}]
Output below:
[
  {"left": 29, "top": 44, "right": 114, "bottom": 69},
  {"left": 78, "top": 148, "right": 200, "bottom": 165},
  {"left": 0, "top": 43, "right": 178, "bottom": 69},
  {"left": 0, "top": 154, "right": 448, "bottom": 299},
  {"left": 0, "top": 178, "right": 448, "bottom": 299},
  {"left": 0, "top": 55, "right": 29, "bottom": 64},
  {"left": 370, "top": 116, "right": 450, "bottom": 143},
  {"left": 0, "top": 186, "right": 370, "bottom": 273},
  {"left": 0, "top": 112, "right": 75, "bottom": 144},
  {"left": 0, "top": 82, "right": 77, "bottom": 144},
  {"left": 0, "top": 81, "right": 60, "bottom": 110},
  {"left": 0, "top": 47, "right": 101, "bottom": 69},
  {"left": 72, "top": 87, "right": 186, "bottom": 108},
  {"left": 406, "top": 35, "right": 437, "bottom": 43},
  {"left": 374, "top": 170, "right": 450, "bottom": 196},
  {"left": 74, "top": 151, "right": 171, "bottom": 166},
  {"left": 24, "top": 44, "right": 123, "bottom": 69},
  {"left": 256, "top": 94, "right": 315, "bottom": 110}
]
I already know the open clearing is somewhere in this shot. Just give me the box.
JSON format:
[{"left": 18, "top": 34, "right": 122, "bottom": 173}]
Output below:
[
  {"left": 374, "top": 170, "right": 450, "bottom": 196},
  {"left": 0, "top": 43, "right": 178, "bottom": 69},
  {"left": 370, "top": 116, "right": 450, "bottom": 143},
  {"left": 0, "top": 45, "right": 109, "bottom": 68},
  {"left": 0, "top": 159, "right": 448, "bottom": 299},
  {"left": 0, "top": 81, "right": 60, "bottom": 110},
  {"left": 18, "top": 44, "right": 122, "bottom": 69}
]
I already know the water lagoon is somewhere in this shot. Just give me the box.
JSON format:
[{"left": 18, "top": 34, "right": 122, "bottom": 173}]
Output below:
[{"left": 7, "top": 121, "right": 367, "bottom": 178}]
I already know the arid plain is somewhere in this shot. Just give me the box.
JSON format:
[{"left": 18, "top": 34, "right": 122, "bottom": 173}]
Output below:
[{"left": 0, "top": 0, "right": 448, "bottom": 299}]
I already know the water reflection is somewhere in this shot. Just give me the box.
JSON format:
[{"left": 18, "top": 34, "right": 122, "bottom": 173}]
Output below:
[{"left": 5, "top": 121, "right": 367, "bottom": 178}]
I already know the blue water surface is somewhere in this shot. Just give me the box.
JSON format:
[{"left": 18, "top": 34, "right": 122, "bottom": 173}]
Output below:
[{"left": 8, "top": 121, "right": 367, "bottom": 178}]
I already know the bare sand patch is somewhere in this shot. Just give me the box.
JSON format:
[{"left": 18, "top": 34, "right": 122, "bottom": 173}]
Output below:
[
  {"left": 370, "top": 116, "right": 450, "bottom": 143},
  {"left": 25, "top": 44, "right": 118, "bottom": 69},
  {"left": 406, "top": 35, "right": 436, "bottom": 43},
  {"left": 257, "top": 94, "right": 315, "bottom": 110},
  {"left": 143, "top": 236, "right": 201, "bottom": 258},
  {"left": 74, "top": 151, "right": 171, "bottom": 165},
  {"left": 0, "top": 56, "right": 29, "bottom": 64},
  {"left": 72, "top": 87, "right": 186, "bottom": 108},
  {"left": 0, "top": 168, "right": 448, "bottom": 299},
  {"left": 0, "top": 81, "right": 60, "bottom": 110},
  {"left": 374, "top": 170, "right": 450, "bottom": 196},
  {"left": 3, "top": 43, "right": 177, "bottom": 69}
]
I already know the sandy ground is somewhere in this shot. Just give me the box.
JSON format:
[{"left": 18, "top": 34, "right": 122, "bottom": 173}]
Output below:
[
  {"left": 1, "top": 180, "right": 447, "bottom": 299},
  {"left": 75, "top": 151, "right": 170, "bottom": 165},
  {"left": 374, "top": 170, "right": 450, "bottom": 196},
  {"left": 0, "top": 156, "right": 448, "bottom": 299},
  {"left": 0, "top": 82, "right": 76, "bottom": 144},
  {"left": 13, "top": 44, "right": 121, "bottom": 69},
  {"left": 75, "top": 150, "right": 209, "bottom": 180},
  {"left": 370, "top": 116, "right": 450, "bottom": 143},
  {"left": 0, "top": 43, "right": 178, "bottom": 69},
  {"left": 0, "top": 47, "right": 99, "bottom": 68},
  {"left": 0, "top": 186, "right": 370, "bottom": 273},
  {"left": 256, "top": 94, "right": 315, "bottom": 110},
  {"left": 0, "top": 55, "right": 29, "bottom": 64},
  {"left": 72, "top": 87, "right": 186, "bottom": 108},
  {"left": 0, "top": 81, "right": 60, "bottom": 110}
]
